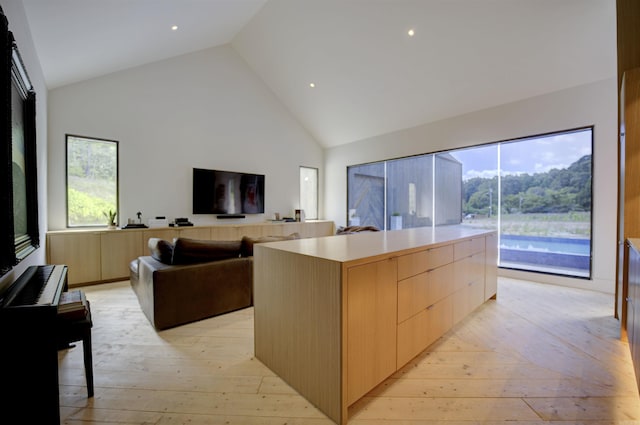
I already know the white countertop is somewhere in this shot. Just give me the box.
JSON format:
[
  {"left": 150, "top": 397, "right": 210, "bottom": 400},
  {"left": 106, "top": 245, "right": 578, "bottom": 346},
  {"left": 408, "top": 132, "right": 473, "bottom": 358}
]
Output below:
[{"left": 256, "top": 225, "right": 495, "bottom": 263}]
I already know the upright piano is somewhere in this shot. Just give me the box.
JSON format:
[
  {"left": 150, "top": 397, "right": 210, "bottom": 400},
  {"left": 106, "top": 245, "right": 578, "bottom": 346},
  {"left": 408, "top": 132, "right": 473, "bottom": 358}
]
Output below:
[{"left": 0, "top": 264, "right": 68, "bottom": 425}]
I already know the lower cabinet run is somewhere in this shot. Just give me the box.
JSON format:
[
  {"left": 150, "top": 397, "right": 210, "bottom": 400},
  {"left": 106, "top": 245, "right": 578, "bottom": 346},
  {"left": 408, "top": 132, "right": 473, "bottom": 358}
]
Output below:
[
  {"left": 47, "top": 220, "right": 334, "bottom": 286},
  {"left": 254, "top": 227, "right": 497, "bottom": 425}
]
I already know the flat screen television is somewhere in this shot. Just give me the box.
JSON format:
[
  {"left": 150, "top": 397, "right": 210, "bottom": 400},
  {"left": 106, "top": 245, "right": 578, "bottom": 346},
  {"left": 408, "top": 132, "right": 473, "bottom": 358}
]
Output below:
[{"left": 192, "top": 168, "right": 265, "bottom": 215}]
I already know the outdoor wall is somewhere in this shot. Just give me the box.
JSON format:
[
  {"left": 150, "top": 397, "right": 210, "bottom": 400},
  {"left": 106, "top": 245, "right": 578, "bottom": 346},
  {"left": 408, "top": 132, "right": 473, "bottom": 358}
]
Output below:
[
  {"left": 324, "top": 78, "right": 617, "bottom": 294},
  {"left": 0, "top": 0, "right": 48, "bottom": 289},
  {"left": 48, "top": 44, "right": 323, "bottom": 230}
]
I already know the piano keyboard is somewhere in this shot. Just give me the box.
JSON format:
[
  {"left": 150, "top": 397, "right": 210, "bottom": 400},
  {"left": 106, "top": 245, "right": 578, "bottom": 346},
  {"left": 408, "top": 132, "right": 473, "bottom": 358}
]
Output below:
[
  {"left": 37, "top": 265, "right": 66, "bottom": 305},
  {"left": 1, "top": 264, "right": 67, "bottom": 307}
]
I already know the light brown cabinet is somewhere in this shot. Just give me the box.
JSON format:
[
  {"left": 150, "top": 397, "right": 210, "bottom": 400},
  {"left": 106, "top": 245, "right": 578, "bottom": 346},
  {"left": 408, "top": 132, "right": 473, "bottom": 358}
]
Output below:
[
  {"left": 47, "top": 220, "right": 334, "bottom": 286},
  {"left": 452, "top": 237, "right": 486, "bottom": 324},
  {"left": 100, "top": 231, "right": 143, "bottom": 280},
  {"left": 46, "top": 232, "right": 101, "bottom": 285},
  {"left": 254, "top": 227, "right": 497, "bottom": 425},
  {"left": 396, "top": 245, "right": 456, "bottom": 368},
  {"left": 397, "top": 264, "right": 453, "bottom": 323},
  {"left": 346, "top": 258, "right": 397, "bottom": 404}
]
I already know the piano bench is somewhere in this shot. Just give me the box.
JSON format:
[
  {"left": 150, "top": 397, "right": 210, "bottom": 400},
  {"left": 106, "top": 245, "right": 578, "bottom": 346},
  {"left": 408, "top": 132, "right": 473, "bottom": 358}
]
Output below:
[{"left": 57, "top": 301, "right": 94, "bottom": 398}]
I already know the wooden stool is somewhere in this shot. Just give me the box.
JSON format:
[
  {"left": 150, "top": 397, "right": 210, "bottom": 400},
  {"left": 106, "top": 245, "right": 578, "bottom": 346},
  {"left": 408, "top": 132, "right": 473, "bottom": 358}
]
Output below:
[{"left": 57, "top": 300, "right": 94, "bottom": 397}]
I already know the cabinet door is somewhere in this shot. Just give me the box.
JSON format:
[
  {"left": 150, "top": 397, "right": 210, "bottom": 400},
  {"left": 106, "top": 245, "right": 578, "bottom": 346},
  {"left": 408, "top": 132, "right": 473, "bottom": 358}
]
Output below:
[
  {"left": 101, "top": 231, "right": 143, "bottom": 280},
  {"left": 178, "top": 227, "right": 211, "bottom": 240},
  {"left": 281, "top": 222, "right": 302, "bottom": 236},
  {"left": 397, "top": 272, "right": 429, "bottom": 323},
  {"left": 397, "top": 294, "right": 453, "bottom": 369},
  {"left": 453, "top": 255, "right": 473, "bottom": 292},
  {"left": 397, "top": 307, "right": 429, "bottom": 368},
  {"left": 47, "top": 233, "right": 101, "bottom": 285},
  {"left": 311, "top": 221, "right": 335, "bottom": 237},
  {"left": 397, "top": 245, "right": 453, "bottom": 281},
  {"left": 397, "top": 262, "right": 454, "bottom": 323},
  {"left": 425, "top": 262, "right": 455, "bottom": 307},
  {"left": 452, "top": 279, "right": 485, "bottom": 324},
  {"left": 454, "top": 251, "right": 485, "bottom": 290},
  {"left": 453, "top": 237, "right": 485, "bottom": 261},
  {"left": 210, "top": 226, "right": 240, "bottom": 241},
  {"left": 346, "top": 258, "right": 397, "bottom": 405}
]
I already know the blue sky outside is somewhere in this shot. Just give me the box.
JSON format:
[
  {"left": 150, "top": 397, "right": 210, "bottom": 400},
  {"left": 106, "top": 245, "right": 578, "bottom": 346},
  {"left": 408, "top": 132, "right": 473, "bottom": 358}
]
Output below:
[{"left": 449, "top": 128, "right": 592, "bottom": 181}]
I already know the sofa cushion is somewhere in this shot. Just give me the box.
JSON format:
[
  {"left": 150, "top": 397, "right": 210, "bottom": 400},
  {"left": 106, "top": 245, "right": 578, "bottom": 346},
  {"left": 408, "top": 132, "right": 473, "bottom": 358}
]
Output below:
[
  {"left": 148, "top": 238, "right": 174, "bottom": 264},
  {"left": 172, "top": 238, "right": 242, "bottom": 265},
  {"left": 240, "top": 233, "right": 300, "bottom": 257}
]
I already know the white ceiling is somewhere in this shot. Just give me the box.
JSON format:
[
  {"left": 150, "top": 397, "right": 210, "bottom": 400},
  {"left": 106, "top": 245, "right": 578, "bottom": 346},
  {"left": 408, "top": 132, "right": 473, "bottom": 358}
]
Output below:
[
  {"left": 21, "top": 0, "right": 617, "bottom": 148},
  {"left": 21, "top": 0, "right": 268, "bottom": 88}
]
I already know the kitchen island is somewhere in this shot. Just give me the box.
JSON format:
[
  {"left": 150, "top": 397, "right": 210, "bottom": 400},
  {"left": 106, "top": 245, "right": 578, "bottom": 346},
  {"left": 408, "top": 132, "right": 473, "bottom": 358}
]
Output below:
[{"left": 253, "top": 226, "right": 497, "bottom": 424}]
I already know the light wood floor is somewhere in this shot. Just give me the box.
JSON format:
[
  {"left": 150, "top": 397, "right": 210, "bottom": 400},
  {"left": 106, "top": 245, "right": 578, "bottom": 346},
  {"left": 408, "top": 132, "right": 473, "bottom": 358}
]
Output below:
[{"left": 59, "top": 278, "right": 640, "bottom": 424}]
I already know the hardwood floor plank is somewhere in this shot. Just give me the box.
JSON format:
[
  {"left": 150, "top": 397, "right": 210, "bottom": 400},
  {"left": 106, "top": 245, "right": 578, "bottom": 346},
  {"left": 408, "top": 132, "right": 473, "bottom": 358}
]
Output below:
[
  {"left": 259, "top": 376, "right": 304, "bottom": 395},
  {"left": 153, "top": 414, "right": 334, "bottom": 424},
  {"left": 61, "top": 404, "right": 162, "bottom": 424},
  {"left": 60, "top": 368, "right": 263, "bottom": 393},
  {"left": 524, "top": 396, "right": 640, "bottom": 421},
  {"left": 57, "top": 278, "right": 640, "bottom": 424},
  {"left": 348, "top": 396, "right": 541, "bottom": 421},
  {"left": 367, "top": 377, "right": 625, "bottom": 398},
  {"left": 62, "top": 388, "right": 330, "bottom": 419}
]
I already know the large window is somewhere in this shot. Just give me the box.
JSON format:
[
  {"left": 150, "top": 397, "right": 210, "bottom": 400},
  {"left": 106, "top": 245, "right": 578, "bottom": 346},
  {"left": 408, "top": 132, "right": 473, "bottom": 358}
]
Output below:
[
  {"left": 347, "top": 127, "right": 593, "bottom": 278},
  {"left": 347, "top": 162, "right": 385, "bottom": 228},
  {"left": 66, "top": 135, "right": 119, "bottom": 227}
]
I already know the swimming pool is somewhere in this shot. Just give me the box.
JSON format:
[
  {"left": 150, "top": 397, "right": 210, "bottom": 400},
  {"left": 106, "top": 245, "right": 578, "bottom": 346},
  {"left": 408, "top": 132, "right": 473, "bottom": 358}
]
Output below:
[{"left": 499, "top": 234, "right": 591, "bottom": 276}]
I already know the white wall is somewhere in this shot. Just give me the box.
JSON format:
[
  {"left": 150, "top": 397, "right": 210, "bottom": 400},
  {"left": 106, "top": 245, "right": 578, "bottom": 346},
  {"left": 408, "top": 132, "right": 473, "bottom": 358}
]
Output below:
[
  {"left": 14, "top": 1, "right": 617, "bottom": 295},
  {"left": 0, "top": 0, "right": 48, "bottom": 289},
  {"left": 324, "top": 78, "right": 617, "bottom": 294},
  {"left": 48, "top": 45, "right": 324, "bottom": 229}
]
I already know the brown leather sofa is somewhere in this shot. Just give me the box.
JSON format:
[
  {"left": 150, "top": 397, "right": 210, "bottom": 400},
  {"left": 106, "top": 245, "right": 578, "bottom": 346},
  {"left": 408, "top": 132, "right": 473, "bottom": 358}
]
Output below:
[{"left": 130, "top": 234, "right": 297, "bottom": 330}]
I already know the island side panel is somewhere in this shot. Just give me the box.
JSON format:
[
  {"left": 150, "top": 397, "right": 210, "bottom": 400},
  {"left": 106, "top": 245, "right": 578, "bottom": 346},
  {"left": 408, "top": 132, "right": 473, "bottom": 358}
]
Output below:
[
  {"left": 485, "top": 232, "right": 498, "bottom": 299},
  {"left": 254, "top": 244, "right": 343, "bottom": 424}
]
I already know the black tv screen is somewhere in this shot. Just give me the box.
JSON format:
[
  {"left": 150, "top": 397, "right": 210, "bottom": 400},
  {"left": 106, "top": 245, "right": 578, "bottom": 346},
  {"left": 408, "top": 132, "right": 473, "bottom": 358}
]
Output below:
[{"left": 193, "top": 168, "right": 265, "bottom": 214}]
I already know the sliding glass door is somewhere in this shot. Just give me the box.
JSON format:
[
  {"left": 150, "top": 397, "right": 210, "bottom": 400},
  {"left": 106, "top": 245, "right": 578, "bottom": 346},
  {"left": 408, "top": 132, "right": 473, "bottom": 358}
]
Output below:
[{"left": 346, "top": 127, "right": 593, "bottom": 278}]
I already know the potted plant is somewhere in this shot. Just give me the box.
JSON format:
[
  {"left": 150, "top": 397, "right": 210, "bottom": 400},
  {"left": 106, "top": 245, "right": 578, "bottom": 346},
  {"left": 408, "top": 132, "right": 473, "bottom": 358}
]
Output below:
[
  {"left": 390, "top": 212, "right": 402, "bottom": 230},
  {"left": 104, "top": 210, "right": 117, "bottom": 229}
]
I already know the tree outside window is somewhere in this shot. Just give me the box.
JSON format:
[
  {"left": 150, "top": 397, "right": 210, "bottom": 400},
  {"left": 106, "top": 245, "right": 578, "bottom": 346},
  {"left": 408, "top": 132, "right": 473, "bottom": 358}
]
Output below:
[{"left": 66, "top": 135, "right": 119, "bottom": 227}]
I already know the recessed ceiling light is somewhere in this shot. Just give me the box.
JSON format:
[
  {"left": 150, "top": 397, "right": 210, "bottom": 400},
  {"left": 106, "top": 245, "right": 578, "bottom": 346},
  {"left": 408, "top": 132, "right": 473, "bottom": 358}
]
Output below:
[
  {"left": 171, "top": 25, "right": 178, "bottom": 31},
  {"left": 309, "top": 82, "right": 316, "bottom": 88},
  {"left": 408, "top": 29, "right": 415, "bottom": 37}
]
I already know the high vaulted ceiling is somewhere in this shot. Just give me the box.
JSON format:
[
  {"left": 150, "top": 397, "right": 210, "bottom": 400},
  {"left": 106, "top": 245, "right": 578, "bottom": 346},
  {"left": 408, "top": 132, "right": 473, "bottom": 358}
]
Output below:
[{"left": 21, "top": 0, "right": 616, "bottom": 148}]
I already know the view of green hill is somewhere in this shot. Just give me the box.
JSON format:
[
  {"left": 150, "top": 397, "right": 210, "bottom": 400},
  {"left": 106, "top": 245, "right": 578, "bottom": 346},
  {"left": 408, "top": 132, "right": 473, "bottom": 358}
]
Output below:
[{"left": 463, "top": 154, "right": 592, "bottom": 215}]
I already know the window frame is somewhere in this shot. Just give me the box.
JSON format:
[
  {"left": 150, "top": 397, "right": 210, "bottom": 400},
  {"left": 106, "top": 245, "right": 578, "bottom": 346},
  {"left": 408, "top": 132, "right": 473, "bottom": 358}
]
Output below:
[
  {"left": 65, "top": 134, "right": 120, "bottom": 228},
  {"left": 346, "top": 126, "right": 594, "bottom": 280}
]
